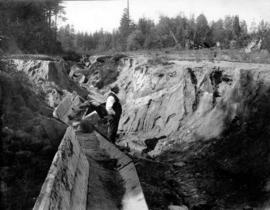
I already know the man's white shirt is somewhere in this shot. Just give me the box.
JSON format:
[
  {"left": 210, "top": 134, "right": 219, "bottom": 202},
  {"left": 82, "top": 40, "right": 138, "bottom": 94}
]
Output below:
[{"left": 106, "top": 94, "right": 116, "bottom": 115}]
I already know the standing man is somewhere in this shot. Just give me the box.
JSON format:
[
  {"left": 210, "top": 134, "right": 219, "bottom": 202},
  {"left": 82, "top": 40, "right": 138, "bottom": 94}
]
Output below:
[{"left": 106, "top": 85, "right": 122, "bottom": 144}]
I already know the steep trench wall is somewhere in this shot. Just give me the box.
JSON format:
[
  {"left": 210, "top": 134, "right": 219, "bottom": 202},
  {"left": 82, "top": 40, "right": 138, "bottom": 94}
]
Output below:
[
  {"left": 116, "top": 57, "right": 270, "bottom": 155},
  {"left": 113, "top": 55, "right": 270, "bottom": 208}
]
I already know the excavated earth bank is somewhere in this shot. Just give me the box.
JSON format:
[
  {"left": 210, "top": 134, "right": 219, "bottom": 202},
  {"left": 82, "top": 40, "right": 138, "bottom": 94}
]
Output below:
[
  {"left": 120, "top": 56, "right": 270, "bottom": 210},
  {"left": 2, "top": 50, "right": 270, "bottom": 210},
  {"left": 71, "top": 52, "right": 270, "bottom": 210}
]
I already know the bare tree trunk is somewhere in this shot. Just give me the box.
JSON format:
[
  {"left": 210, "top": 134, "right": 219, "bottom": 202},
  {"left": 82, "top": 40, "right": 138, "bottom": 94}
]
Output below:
[
  {"left": 54, "top": 14, "right": 58, "bottom": 42},
  {"left": 48, "top": 9, "right": 52, "bottom": 28},
  {"left": 169, "top": 30, "right": 179, "bottom": 45}
]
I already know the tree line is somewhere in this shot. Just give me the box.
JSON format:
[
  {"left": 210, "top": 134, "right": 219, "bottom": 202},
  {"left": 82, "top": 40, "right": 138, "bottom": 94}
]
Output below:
[
  {"left": 1, "top": 1, "right": 270, "bottom": 55},
  {"left": 0, "top": 0, "right": 64, "bottom": 54},
  {"left": 58, "top": 8, "right": 270, "bottom": 54},
  {"left": 58, "top": 9, "right": 270, "bottom": 53}
]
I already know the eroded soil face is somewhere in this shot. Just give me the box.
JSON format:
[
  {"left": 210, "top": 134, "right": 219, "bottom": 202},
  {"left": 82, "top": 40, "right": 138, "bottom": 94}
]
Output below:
[
  {"left": 65, "top": 52, "right": 270, "bottom": 209},
  {"left": 111, "top": 53, "right": 270, "bottom": 209},
  {"left": 2, "top": 50, "right": 270, "bottom": 210}
]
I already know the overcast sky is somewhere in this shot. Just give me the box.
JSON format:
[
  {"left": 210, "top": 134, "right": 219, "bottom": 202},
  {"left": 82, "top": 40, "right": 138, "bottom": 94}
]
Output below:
[{"left": 60, "top": 0, "right": 270, "bottom": 33}]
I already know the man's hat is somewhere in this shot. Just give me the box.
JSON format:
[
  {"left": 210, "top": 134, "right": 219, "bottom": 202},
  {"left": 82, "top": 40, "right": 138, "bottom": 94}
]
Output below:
[{"left": 111, "top": 84, "right": 119, "bottom": 94}]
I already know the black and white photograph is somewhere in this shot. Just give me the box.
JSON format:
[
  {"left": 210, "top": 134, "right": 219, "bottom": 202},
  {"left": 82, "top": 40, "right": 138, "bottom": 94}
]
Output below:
[{"left": 1, "top": 0, "right": 270, "bottom": 209}]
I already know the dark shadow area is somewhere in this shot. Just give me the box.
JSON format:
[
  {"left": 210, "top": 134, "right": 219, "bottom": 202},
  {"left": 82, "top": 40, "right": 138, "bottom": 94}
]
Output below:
[
  {"left": 0, "top": 62, "right": 66, "bottom": 210},
  {"left": 142, "top": 135, "right": 167, "bottom": 154},
  {"left": 135, "top": 159, "right": 185, "bottom": 210}
]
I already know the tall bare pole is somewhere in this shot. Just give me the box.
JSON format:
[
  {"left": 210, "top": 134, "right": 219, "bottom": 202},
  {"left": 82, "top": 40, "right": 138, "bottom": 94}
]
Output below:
[{"left": 127, "top": 0, "right": 130, "bottom": 20}]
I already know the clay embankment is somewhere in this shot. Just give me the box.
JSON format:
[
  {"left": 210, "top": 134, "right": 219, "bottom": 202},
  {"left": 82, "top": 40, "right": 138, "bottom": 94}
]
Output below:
[
  {"left": 73, "top": 53, "right": 270, "bottom": 209},
  {"left": 3, "top": 52, "right": 270, "bottom": 209},
  {"left": 115, "top": 55, "right": 270, "bottom": 209}
]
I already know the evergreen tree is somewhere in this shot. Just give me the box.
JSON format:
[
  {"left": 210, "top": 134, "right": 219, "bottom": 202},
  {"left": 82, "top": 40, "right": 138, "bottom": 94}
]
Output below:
[
  {"left": 0, "top": 0, "right": 64, "bottom": 54},
  {"left": 119, "top": 8, "right": 134, "bottom": 50},
  {"left": 57, "top": 24, "right": 75, "bottom": 52},
  {"left": 233, "top": 16, "right": 241, "bottom": 39},
  {"left": 194, "top": 14, "right": 211, "bottom": 47},
  {"left": 57, "top": 10, "right": 269, "bottom": 53},
  {"left": 211, "top": 19, "right": 225, "bottom": 45}
]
